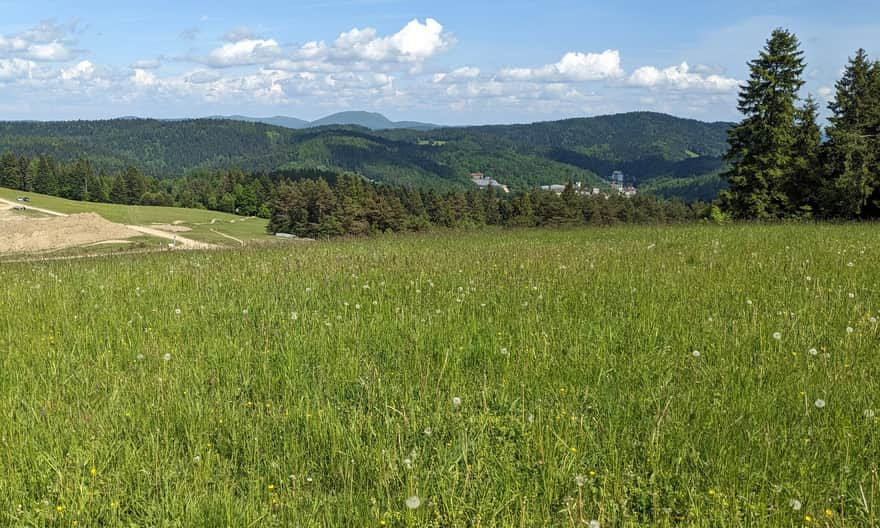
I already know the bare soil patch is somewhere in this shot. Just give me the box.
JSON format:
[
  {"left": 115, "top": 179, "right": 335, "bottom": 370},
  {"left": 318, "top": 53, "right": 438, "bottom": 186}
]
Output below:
[{"left": 0, "top": 213, "right": 141, "bottom": 253}]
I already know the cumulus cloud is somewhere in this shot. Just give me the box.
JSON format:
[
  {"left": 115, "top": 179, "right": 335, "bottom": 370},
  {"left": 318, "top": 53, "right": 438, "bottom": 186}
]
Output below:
[
  {"left": 433, "top": 66, "right": 480, "bottom": 83},
  {"left": 132, "top": 68, "right": 157, "bottom": 87},
  {"left": 628, "top": 62, "right": 739, "bottom": 92},
  {"left": 185, "top": 70, "right": 223, "bottom": 84},
  {"left": 0, "top": 21, "right": 78, "bottom": 62},
  {"left": 203, "top": 38, "right": 282, "bottom": 67},
  {"left": 61, "top": 60, "right": 95, "bottom": 81},
  {"left": 0, "top": 58, "right": 38, "bottom": 81},
  {"left": 499, "top": 50, "right": 624, "bottom": 81},
  {"left": 130, "top": 58, "right": 162, "bottom": 70},
  {"left": 333, "top": 18, "right": 450, "bottom": 63}
]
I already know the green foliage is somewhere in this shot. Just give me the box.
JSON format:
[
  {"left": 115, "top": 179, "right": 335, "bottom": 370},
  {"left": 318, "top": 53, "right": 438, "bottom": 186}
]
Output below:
[{"left": 723, "top": 28, "right": 806, "bottom": 219}]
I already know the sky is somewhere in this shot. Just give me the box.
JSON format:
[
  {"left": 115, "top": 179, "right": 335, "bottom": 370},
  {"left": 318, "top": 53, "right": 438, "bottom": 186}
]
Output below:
[{"left": 0, "top": 0, "right": 877, "bottom": 125}]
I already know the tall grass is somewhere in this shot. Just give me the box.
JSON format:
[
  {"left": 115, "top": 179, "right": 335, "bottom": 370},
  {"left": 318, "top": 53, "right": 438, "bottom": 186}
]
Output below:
[{"left": 0, "top": 225, "right": 877, "bottom": 526}]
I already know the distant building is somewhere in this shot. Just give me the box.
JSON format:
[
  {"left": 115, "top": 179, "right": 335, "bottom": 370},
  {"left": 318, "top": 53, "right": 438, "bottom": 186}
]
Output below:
[{"left": 471, "top": 172, "right": 510, "bottom": 193}]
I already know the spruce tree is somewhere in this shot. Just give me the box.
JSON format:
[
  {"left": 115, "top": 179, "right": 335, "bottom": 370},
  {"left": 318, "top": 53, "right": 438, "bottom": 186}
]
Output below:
[
  {"left": 824, "top": 49, "right": 880, "bottom": 217},
  {"left": 786, "top": 96, "right": 824, "bottom": 216},
  {"left": 722, "top": 28, "right": 806, "bottom": 219}
]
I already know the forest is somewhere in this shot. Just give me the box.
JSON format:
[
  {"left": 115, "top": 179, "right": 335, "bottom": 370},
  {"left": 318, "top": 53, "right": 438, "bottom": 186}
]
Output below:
[{"left": 0, "top": 112, "right": 730, "bottom": 197}]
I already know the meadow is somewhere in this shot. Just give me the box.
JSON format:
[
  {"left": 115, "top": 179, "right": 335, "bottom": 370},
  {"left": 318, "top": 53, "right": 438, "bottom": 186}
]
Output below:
[{"left": 0, "top": 225, "right": 877, "bottom": 526}]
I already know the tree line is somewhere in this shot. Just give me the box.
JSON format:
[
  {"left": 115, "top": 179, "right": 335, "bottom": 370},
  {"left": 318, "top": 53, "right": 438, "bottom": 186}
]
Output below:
[
  {"left": 268, "top": 175, "right": 704, "bottom": 238},
  {"left": 0, "top": 153, "right": 329, "bottom": 218},
  {"left": 723, "top": 29, "right": 880, "bottom": 219}
]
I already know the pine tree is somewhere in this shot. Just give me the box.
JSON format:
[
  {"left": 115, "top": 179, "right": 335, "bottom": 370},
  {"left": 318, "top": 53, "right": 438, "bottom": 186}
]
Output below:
[{"left": 722, "top": 28, "right": 806, "bottom": 219}]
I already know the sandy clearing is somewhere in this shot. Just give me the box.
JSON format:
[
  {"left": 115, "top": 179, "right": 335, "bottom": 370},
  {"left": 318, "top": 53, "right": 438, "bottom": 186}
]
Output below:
[{"left": 0, "top": 213, "right": 142, "bottom": 253}]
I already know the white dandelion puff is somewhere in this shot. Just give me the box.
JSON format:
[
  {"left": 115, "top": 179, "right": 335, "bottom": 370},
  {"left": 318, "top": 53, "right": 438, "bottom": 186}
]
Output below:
[
  {"left": 174, "top": 308, "right": 181, "bottom": 315},
  {"left": 406, "top": 495, "right": 421, "bottom": 509},
  {"left": 290, "top": 312, "right": 298, "bottom": 321},
  {"left": 423, "top": 427, "right": 432, "bottom": 436},
  {"left": 772, "top": 332, "right": 782, "bottom": 341},
  {"left": 136, "top": 353, "right": 145, "bottom": 361},
  {"left": 500, "top": 347, "right": 509, "bottom": 356},
  {"left": 846, "top": 326, "right": 854, "bottom": 334},
  {"left": 808, "top": 348, "right": 818, "bottom": 356},
  {"left": 815, "top": 399, "right": 826, "bottom": 409},
  {"left": 692, "top": 350, "right": 701, "bottom": 358},
  {"left": 790, "top": 499, "right": 802, "bottom": 511},
  {"left": 193, "top": 455, "right": 201, "bottom": 464},
  {"left": 575, "top": 475, "right": 585, "bottom": 487},
  {"left": 163, "top": 353, "right": 171, "bottom": 362},
  {"left": 403, "top": 458, "right": 413, "bottom": 469},
  {"left": 589, "top": 521, "right": 601, "bottom": 528},
  {"left": 452, "top": 397, "right": 462, "bottom": 407}
]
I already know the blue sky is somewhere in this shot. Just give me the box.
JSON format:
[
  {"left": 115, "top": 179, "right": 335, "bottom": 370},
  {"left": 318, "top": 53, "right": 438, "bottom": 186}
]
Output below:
[{"left": 0, "top": 0, "right": 877, "bottom": 124}]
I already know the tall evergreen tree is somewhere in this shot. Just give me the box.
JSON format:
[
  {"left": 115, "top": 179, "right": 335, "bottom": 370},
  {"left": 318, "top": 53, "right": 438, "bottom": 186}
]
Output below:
[
  {"left": 823, "top": 49, "right": 880, "bottom": 217},
  {"left": 722, "top": 28, "right": 806, "bottom": 219},
  {"left": 786, "top": 96, "right": 824, "bottom": 215}
]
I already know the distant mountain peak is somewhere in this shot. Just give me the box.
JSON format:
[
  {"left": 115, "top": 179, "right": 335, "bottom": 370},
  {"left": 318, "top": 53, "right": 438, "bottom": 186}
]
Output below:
[{"left": 212, "top": 111, "right": 439, "bottom": 131}]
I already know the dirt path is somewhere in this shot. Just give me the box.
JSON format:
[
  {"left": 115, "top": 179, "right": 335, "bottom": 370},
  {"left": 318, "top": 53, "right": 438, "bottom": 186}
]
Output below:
[
  {"left": 126, "top": 225, "right": 218, "bottom": 250},
  {"left": 0, "top": 198, "right": 69, "bottom": 217},
  {"left": 210, "top": 229, "right": 245, "bottom": 246}
]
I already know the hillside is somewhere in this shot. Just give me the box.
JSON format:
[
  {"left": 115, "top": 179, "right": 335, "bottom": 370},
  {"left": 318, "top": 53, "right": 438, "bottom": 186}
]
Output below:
[{"left": 0, "top": 112, "right": 732, "bottom": 198}]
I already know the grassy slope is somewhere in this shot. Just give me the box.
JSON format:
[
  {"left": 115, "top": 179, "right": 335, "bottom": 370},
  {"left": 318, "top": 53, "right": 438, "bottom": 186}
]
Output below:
[
  {"left": 0, "top": 225, "right": 877, "bottom": 526},
  {"left": 0, "top": 187, "right": 271, "bottom": 245}
]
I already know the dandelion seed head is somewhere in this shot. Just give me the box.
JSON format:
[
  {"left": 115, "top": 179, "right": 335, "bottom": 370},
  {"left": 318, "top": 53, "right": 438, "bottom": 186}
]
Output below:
[
  {"left": 846, "top": 326, "right": 854, "bottom": 334},
  {"left": 773, "top": 332, "right": 782, "bottom": 341},
  {"left": 452, "top": 396, "right": 462, "bottom": 407},
  {"left": 790, "top": 499, "right": 802, "bottom": 511},
  {"left": 406, "top": 495, "right": 421, "bottom": 509},
  {"left": 174, "top": 308, "right": 181, "bottom": 315},
  {"left": 193, "top": 455, "right": 201, "bottom": 464},
  {"left": 814, "top": 399, "right": 826, "bottom": 409},
  {"left": 589, "top": 521, "right": 601, "bottom": 528},
  {"left": 163, "top": 353, "right": 171, "bottom": 362},
  {"left": 808, "top": 348, "right": 818, "bottom": 356},
  {"left": 692, "top": 350, "right": 701, "bottom": 358},
  {"left": 575, "top": 475, "right": 585, "bottom": 487}
]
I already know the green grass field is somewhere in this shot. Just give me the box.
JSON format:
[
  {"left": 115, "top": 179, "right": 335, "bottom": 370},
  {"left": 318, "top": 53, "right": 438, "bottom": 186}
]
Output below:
[
  {"left": 0, "top": 226, "right": 877, "bottom": 526},
  {"left": 0, "top": 187, "right": 272, "bottom": 246}
]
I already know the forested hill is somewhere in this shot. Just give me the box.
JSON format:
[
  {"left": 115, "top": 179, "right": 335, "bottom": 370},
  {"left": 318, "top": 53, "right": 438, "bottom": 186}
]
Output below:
[{"left": 0, "top": 112, "right": 732, "bottom": 199}]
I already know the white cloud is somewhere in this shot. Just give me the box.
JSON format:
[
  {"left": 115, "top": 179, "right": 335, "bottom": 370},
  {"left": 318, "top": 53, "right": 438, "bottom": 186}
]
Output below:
[
  {"left": 0, "top": 21, "right": 78, "bottom": 62},
  {"left": 499, "top": 50, "right": 624, "bottom": 81},
  {"left": 132, "top": 68, "right": 157, "bottom": 86},
  {"left": 61, "top": 60, "right": 95, "bottom": 81},
  {"left": 330, "top": 18, "right": 451, "bottom": 63},
  {"left": 185, "top": 70, "right": 223, "bottom": 84},
  {"left": 818, "top": 86, "right": 833, "bottom": 99},
  {"left": 0, "top": 58, "right": 37, "bottom": 81},
  {"left": 433, "top": 66, "right": 480, "bottom": 83},
  {"left": 203, "top": 38, "right": 282, "bottom": 67},
  {"left": 628, "top": 62, "right": 739, "bottom": 92},
  {"left": 131, "top": 58, "right": 162, "bottom": 70}
]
